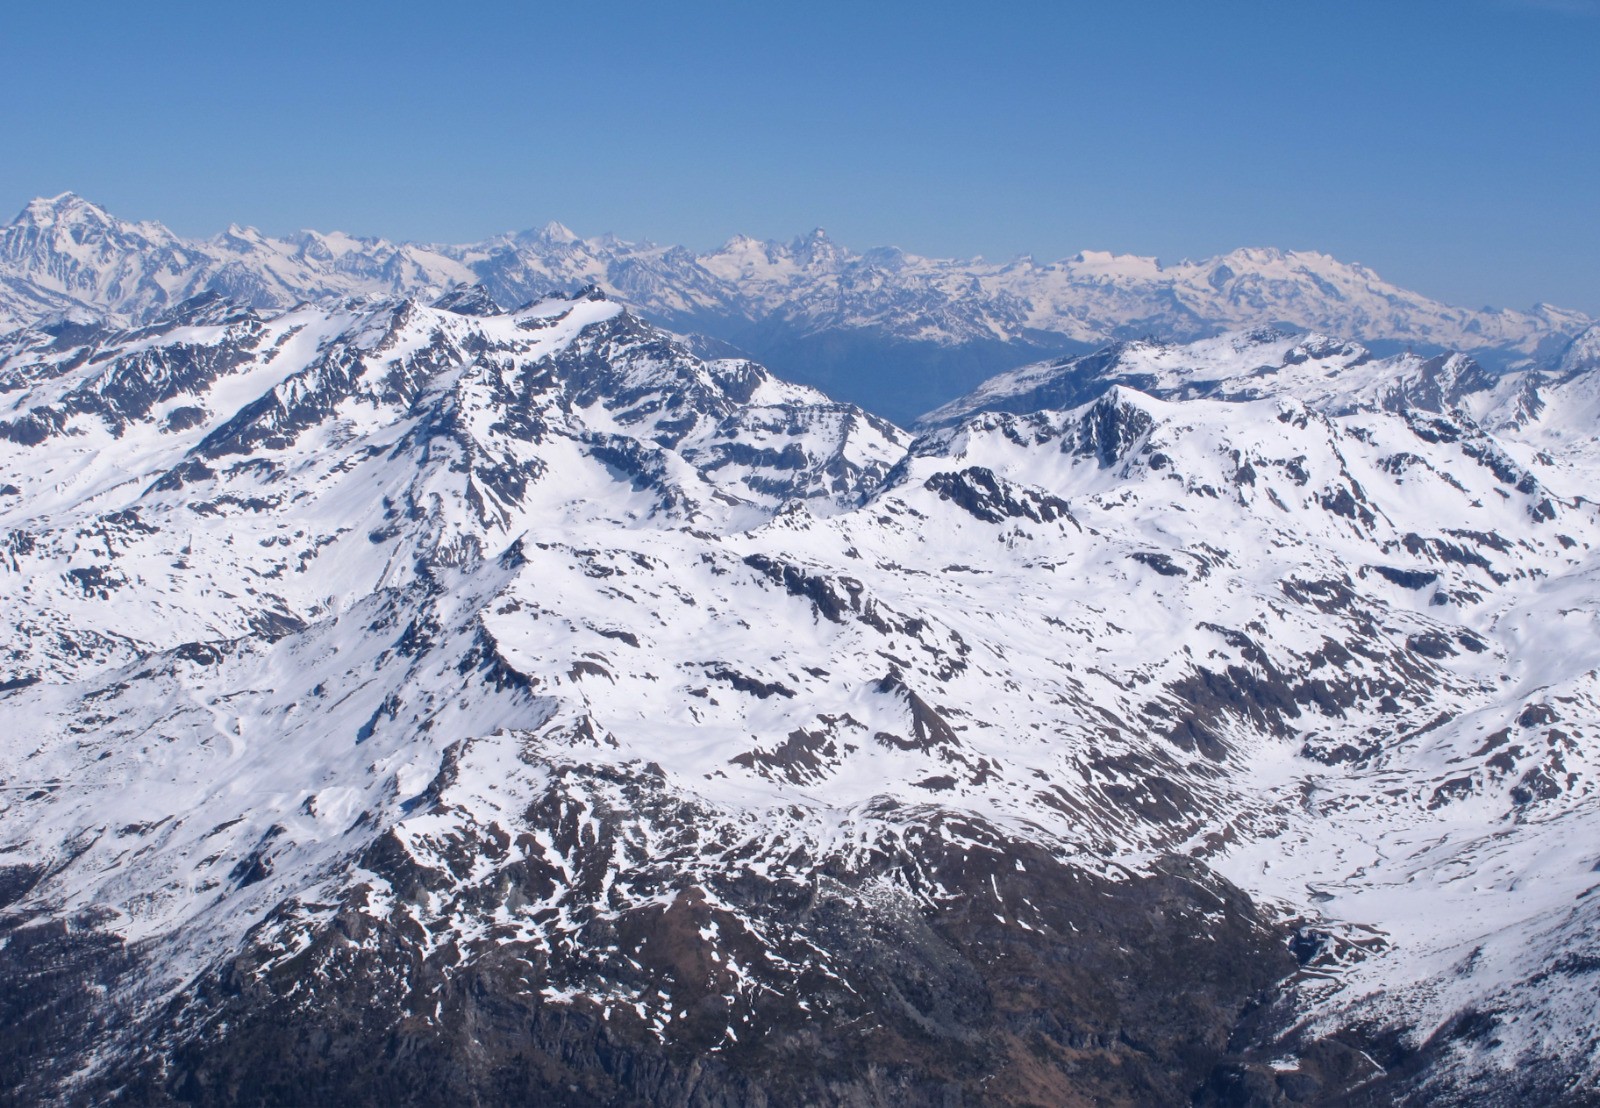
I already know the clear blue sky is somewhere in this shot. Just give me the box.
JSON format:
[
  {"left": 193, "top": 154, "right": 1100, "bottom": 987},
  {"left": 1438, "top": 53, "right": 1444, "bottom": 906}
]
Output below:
[{"left": 4, "top": 0, "right": 1596, "bottom": 313}]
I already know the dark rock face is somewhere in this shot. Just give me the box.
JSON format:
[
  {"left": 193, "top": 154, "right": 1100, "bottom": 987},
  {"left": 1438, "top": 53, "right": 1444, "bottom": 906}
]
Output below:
[
  {"left": 1202, "top": 1012, "right": 1600, "bottom": 1108},
  {"left": 0, "top": 301, "right": 267, "bottom": 445},
  {"left": 0, "top": 867, "right": 137, "bottom": 1105},
  {"left": 1076, "top": 391, "right": 1157, "bottom": 469},
  {"left": 21, "top": 826, "right": 1294, "bottom": 1108},
  {"left": 924, "top": 467, "right": 1074, "bottom": 525}
]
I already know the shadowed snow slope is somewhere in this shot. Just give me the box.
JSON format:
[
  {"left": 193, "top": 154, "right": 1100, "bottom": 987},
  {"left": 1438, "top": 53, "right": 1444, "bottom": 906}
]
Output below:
[{"left": 2, "top": 296, "right": 1599, "bottom": 1105}]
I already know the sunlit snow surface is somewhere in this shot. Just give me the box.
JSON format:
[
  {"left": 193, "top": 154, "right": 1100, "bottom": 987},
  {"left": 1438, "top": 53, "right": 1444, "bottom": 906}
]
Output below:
[{"left": 2, "top": 294, "right": 1599, "bottom": 1091}]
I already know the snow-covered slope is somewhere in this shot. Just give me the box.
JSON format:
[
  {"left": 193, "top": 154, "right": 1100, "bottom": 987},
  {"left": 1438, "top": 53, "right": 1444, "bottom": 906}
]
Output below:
[{"left": 2, "top": 293, "right": 1599, "bottom": 1104}]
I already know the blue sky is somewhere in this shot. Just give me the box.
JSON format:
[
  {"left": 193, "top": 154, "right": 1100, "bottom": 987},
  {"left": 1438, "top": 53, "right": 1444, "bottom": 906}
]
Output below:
[{"left": 4, "top": 0, "right": 1595, "bottom": 312}]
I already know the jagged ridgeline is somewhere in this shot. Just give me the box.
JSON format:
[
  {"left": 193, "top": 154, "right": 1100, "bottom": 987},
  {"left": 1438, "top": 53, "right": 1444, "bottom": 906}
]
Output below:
[{"left": 2, "top": 285, "right": 1600, "bottom": 1106}]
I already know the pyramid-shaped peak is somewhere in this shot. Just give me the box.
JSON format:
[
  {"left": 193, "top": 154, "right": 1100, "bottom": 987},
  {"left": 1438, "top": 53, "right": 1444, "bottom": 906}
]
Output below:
[{"left": 536, "top": 219, "right": 580, "bottom": 244}]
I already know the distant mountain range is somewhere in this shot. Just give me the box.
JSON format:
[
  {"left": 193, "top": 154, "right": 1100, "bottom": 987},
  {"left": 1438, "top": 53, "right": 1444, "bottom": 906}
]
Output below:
[
  {"left": 2, "top": 193, "right": 1591, "bottom": 422},
  {"left": 918, "top": 323, "right": 1600, "bottom": 430}
]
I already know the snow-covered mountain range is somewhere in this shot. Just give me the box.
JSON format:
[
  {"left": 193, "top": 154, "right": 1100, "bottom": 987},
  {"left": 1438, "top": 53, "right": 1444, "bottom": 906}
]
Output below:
[
  {"left": 3, "top": 193, "right": 1591, "bottom": 423},
  {"left": 3, "top": 272, "right": 1599, "bottom": 1104},
  {"left": 917, "top": 324, "right": 1600, "bottom": 429}
]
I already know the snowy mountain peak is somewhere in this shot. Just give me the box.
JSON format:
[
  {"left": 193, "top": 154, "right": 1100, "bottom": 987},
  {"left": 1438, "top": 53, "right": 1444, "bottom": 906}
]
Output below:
[
  {"left": 1220, "top": 244, "right": 1287, "bottom": 265},
  {"left": 789, "top": 226, "right": 841, "bottom": 264},
  {"left": 531, "top": 218, "right": 581, "bottom": 244},
  {"left": 219, "top": 222, "right": 269, "bottom": 245},
  {"left": 14, "top": 191, "right": 116, "bottom": 228},
  {"left": 1066, "top": 248, "right": 1165, "bottom": 276},
  {"left": 6, "top": 192, "right": 162, "bottom": 249}
]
